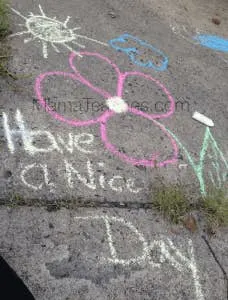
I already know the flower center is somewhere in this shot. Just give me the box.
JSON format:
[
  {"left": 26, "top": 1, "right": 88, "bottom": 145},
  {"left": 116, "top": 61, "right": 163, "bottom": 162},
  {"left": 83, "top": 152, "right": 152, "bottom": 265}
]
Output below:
[{"left": 106, "top": 97, "right": 128, "bottom": 113}]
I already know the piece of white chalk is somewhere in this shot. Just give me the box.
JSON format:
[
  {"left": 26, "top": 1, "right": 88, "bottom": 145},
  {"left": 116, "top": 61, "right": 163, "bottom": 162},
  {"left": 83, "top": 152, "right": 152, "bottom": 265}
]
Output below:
[{"left": 192, "top": 111, "right": 214, "bottom": 127}]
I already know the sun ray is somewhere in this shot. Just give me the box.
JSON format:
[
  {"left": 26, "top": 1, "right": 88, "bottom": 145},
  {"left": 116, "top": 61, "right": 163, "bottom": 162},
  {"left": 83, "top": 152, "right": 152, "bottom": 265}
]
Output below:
[
  {"left": 75, "top": 34, "right": 108, "bottom": 46},
  {"left": 63, "top": 43, "right": 83, "bottom": 57},
  {"left": 72, "top": 40, "right": 85, "bottom": 48},
  {"left": 51, "top": 43, "right": 60, "bottom": 53},
  {"left": 9, "top": 31, "right": 29, "bottom": 38},
  {"left": 42, "top": 41, "right": 48, "bottom": 58},
  {"left": 10, "top": 7, "right": 27, "bottom": 20},
  {"left": 73, "top": 27, "right": 81, "bottom": 31},
  {"left": 39, "top": 5, "right": 46, "bottom": 16},
  {"left": 64, "top": 16, "right": 71, "bottom": 26},
  {"left": 24, "top": 37, "right": 36, "bottom": 43}
]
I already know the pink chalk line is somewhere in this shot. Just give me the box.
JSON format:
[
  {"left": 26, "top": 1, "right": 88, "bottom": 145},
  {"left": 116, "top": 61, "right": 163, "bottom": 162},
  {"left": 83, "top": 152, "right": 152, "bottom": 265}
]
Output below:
[{"left": 35, "top": 51, "right": 178, "bottom": 167}]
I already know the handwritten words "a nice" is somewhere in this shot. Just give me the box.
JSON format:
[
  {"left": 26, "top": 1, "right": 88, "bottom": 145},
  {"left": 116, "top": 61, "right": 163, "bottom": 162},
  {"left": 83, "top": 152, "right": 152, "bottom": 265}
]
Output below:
[{"left": 3, "top": 110, "right": 142, "bottom": 193}]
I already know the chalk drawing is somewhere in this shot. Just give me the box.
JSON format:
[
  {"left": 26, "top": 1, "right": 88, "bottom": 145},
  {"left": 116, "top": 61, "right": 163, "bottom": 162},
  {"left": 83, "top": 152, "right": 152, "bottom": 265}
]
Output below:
[
  {"left": 3, "top": 110, "right": 142, "bottom": 193},
  {"left": 10, "top": 5, "right": 108, "bottom": 58},
  {"left": 3, "top": 109, "right": 62, "bottom": 155},
  {"left": 108, "top": 175, "right": 125, "bottom": 192},
  {"left": 126, "top": 178, "right": 143, "bottom": 193},
  {"left": 170, "top": 23, "right": 198, "bottom": 45},
  {"left": 21, "top": 163, "right": 55, "bottom": 191},
  {"left": 106, "top": 96, "right": 128, "bottom": 113},
  {"left": 109, "top": 33, "right": 168, "bottom": 71},
  {"left": 75, "top": 215, "right": 205, "bottom": 300},
  {"left": 4, "top": 109, "right": 225, "bottom": 195},
  {"left": 218, "top": 55, "right": 228, "bottom": 65},
  {"left": 98, "top": 162, "right": 105, "bottom": 189},
  {"left": 57, "top": 133, "right": 74, "bottom": 154},
  {"left": 65, "top": 159, "right": 96, "bottom": 190},
  {"left": 3, "top": 110, "right": 95, "bottom": 155},
  {"left": 64, "top": 159, "right": 142, "bottom": 193},
  {"left": 35, "top": 51, "right": 178, "bottom": 167},
  {"left": 163, "top": 123, "right": 228, "bottom": 195},
  {"left": 20, "top": 160, "right": 142, "bottom": 193},
  {"left": 73, "top": 133, "right": 95, "bottom": 154},
  {"left": 194, "top": 34, "right": 228, "bottom": 53},
  {"left": 171, "top": 23, "right": 228, "bottom": 59}
]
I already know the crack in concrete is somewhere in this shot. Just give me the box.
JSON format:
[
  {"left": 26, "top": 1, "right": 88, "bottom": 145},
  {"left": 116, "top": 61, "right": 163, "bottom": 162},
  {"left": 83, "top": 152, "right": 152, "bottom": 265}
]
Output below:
[
  {"left": 202, "top": 235, "right": 228, "bottom": 300},
  {"left": 0, "top": 199, "right": 153, "bottom": 210}
]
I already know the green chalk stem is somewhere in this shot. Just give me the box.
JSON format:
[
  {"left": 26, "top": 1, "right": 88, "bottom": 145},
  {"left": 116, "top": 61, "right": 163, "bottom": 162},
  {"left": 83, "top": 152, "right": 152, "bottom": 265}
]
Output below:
[{"left": 164, "top": 126, "right": 228, "bottom": 195}]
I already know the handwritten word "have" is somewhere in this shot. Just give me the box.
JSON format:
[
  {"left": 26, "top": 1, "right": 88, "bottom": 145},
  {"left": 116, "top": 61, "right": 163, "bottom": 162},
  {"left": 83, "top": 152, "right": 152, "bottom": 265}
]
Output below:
[
  {"left": 3, "top": 110, "right": 95, "bottom": 155},
  {"left": 3, "top": 110, "right": 142, "bottom": 194}
]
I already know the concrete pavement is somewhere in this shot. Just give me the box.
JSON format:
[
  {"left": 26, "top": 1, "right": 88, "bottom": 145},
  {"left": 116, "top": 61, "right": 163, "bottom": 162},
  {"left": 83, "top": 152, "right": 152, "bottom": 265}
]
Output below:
[{"left": 0, "top": 0, "right": 227, "bottom": 298}]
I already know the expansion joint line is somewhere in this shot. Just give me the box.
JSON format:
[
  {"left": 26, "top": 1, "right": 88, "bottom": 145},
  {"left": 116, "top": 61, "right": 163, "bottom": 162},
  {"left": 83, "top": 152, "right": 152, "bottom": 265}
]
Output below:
[{"left": 202, "top": 235, "right": 228, "bottom": 300}]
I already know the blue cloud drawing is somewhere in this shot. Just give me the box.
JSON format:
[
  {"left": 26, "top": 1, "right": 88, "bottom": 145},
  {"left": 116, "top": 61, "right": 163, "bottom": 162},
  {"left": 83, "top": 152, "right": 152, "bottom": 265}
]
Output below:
[{"left": 109, "top": 34, "right": 168, "bottom": 71}]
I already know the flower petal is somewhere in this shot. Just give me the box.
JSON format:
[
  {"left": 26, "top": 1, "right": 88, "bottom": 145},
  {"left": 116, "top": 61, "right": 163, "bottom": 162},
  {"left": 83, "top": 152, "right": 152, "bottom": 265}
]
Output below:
[
  {"left": 69, "top": 52, "right": 122, "bottom": 97},
  {"left": 121, "top": 72, "right": 175, "bottom": 119},
  {"left": 35, "top": 71, "right": 107, "bottom": 126},
  {"left": 100, "top": 110, "right": 178, "bottom": 167}
]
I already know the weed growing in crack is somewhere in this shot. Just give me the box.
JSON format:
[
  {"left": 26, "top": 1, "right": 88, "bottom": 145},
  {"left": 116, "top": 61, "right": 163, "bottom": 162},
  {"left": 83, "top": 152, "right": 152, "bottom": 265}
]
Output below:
[
  {"left": 201, "top": 188, "right": 228, "bottom": 230},
  {"left": 0, "top": 0, "right": 12, "bottom": 79},
  {"left": 151, "top": 184, "right": 190, "bottom": 224},
  {"left": 0, "top": 0, "right": 9, "bottom": 39},
  {"left": 151, "top": 181, "right": 228, "bottom": 232}
]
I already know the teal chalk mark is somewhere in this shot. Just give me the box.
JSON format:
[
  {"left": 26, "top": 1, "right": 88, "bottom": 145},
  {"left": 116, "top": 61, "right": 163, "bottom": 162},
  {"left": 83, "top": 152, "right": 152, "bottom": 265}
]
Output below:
[
  {"left": 194, "top": 34, "right": 228, "bottom": 53},
  {"left": 164, "top": 126, "right": 228, "bottom": 195},
  {"left": 212, "top": 161, "right": 222, "bottom": 188},
  {"left": 109, "top": 33, "right": 168, "bottom": 71},
  {"left": 209, "top": 171, "right": 216, "bottom": 186},
  {"left": 216, "top": 168, "right": 222, "bottom": 188}
]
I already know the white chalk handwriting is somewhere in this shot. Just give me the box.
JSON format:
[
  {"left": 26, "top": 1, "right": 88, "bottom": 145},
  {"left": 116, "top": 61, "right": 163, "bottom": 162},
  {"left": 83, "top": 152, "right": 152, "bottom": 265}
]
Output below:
[
  {"left": 75, "top": 215, "right": 205, "bottom": 300},
  {"left": 3, "top": 110, "right": 95, "bottom": 155}
]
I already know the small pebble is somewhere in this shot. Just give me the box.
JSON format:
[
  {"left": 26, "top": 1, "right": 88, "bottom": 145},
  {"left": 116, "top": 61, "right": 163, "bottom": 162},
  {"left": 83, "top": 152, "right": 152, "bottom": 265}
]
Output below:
[{"left": 212, "top": 17, "right": 221, "bottom": 25}]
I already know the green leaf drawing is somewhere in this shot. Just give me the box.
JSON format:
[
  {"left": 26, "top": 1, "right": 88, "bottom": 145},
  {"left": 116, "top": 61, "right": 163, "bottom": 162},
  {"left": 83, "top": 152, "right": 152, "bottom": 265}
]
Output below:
[{"left": 165, "top": 126, "right": 227, "bottom": 195}]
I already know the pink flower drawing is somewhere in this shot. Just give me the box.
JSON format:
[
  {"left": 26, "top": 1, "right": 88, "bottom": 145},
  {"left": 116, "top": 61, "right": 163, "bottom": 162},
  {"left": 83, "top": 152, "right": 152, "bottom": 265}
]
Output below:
[{"left": 35, "top": 51, "right": 178, "bottom": 167}]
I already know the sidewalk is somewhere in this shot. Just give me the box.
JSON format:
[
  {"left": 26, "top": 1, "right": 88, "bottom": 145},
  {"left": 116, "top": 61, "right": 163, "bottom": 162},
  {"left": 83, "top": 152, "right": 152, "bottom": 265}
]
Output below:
[{"left": 0, "top": 0, "right": 227, "bottom": 299}]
